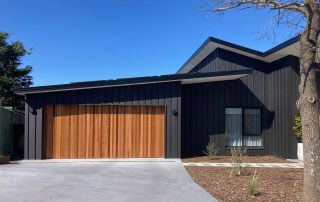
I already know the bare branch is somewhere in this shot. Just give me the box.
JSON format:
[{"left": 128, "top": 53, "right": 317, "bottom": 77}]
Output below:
[{"left": 209, "top": 0, "right": 307, "bottom": 14}]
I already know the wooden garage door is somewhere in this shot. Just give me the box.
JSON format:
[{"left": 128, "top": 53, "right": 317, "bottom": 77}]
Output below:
[{"left": 43, "top": 105, "right": 165, "bottom": 159}]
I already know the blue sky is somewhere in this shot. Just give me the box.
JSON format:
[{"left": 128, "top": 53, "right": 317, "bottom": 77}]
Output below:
[{"left": 1, "top": 0, "right": 296, "bottom": 86}]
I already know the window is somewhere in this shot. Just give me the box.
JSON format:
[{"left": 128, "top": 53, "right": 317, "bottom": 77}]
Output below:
[
  {"left": 225, "top": 108, "right": 243, "bottom": 146},
  {"left": 225, "top": 108, "right": 262, "bottom": 147}
]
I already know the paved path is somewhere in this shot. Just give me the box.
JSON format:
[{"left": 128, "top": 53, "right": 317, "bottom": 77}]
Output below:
[
  {"left": 183, "top": 162, "right": 304, "bottom": 168},
  {"left": 0, "top": 159, "right": 217, "bottom": 202}
]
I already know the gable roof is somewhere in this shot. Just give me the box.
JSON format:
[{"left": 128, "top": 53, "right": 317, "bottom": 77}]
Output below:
[{"left": 177, "top": 35, "right": 300, "bottom": 74}]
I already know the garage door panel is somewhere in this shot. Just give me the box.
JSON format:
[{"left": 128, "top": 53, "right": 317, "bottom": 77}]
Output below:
[
  {"left": 53, "top": 105, "right": 62, "bottom": 158},
  {"left": 43, "top": 105, "right": 164, "bottom": 159},
  {"left": 117, "top": 105, "right": 125, "bottom": 157},
  {"left": 109, "top": 106, "right": 117, "bottom": 158},
  {"left": 58, "top": 105, "right": 71, "bottom": 159},
  {"left": 69, "top": 105, "right": 79, "bottom": 158},
  {"left": 86, "top": 106, "right": 94, "bottom": 158},
  {"left": 93, "top": 105, "right": 102, "bottom": 158},
  {"left": 101, "top": 106, "right": 110, "bottom": 158},
  {"left": 132, "top": 106, "right": 140, "bottom": 157},
  {"left": 147, "top": 107, "right": 152, "bottom": 157},
  {"left": 140, "top": 107, "right": 147, "bottom": 157},
  {"left": 77, "top": 106, "right": 87, "bottom": 158},
  {"left": 124, "top": 106, "right": 132, "bottom": 158},
  {"left": 43, "top": 105, "right": 54, "bottom": 159}
]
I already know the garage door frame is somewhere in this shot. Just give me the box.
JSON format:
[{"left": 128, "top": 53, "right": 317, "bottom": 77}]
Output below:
[{"left": 42, "top": 104, "right": 167, "bottom": 159}]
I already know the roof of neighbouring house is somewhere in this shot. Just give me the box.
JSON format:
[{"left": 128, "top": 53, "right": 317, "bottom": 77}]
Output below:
[
  {"left": 176, "top": 35, "right": 300, "bottom": 74},
  {"left": 14, "top": 69, "right": 252, "bottom": 95}
]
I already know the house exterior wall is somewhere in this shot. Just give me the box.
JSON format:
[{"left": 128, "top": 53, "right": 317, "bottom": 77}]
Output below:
[
  {"left": 23, "top": 47, "right": 301, "bottom": 160},
  {"left": 182, "top": 48, "right": 300, "bottom": 159},
  {"left": 24, "top": 81, "right": 181, "bottom": 159}
]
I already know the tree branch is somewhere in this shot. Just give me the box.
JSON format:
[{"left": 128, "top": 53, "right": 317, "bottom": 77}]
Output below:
[{"left": 211, "top": 0, "right": 306, "bottom": 15}]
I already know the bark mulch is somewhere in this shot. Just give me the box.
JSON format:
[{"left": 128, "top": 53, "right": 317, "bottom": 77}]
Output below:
[
  {"left": 182, "top": 156, "right": 290, "bottom": 163},
  {"left": 186, "top": 167, "right": 302, "bottom": 202}
]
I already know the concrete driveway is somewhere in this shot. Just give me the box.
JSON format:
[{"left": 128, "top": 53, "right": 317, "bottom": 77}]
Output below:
[{"left": 0, "top": 159, "right": 216, "bottom": 202}]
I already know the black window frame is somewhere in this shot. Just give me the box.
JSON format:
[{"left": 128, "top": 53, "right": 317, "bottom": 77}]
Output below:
[{"left": 225, "top": 107, "right": 263, "bottom": 148}]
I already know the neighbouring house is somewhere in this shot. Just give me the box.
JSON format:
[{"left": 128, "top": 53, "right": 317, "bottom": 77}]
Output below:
[
  {"left": 15, "top": 36, "right": 301, "bottom": 160},
  {"left": 0, "top": 107, "right": 24, "bottom": 159}
]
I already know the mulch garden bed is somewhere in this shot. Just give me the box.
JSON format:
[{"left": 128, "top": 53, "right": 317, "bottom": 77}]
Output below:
[
  {"left": 186, "top": 167, "right": 303, "bottom": 202},
  {"left": 182, "top": 156, "right": 290, "bottom": 163}
]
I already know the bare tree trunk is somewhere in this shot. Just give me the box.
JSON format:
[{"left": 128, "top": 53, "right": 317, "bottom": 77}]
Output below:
[{"left": 299, "top": 4, "right": 320, "bottom": 201}]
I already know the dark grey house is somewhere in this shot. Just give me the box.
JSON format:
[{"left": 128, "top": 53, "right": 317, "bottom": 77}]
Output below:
[{"left": 15, "top": 36, "right": 301, "bottom": 160}]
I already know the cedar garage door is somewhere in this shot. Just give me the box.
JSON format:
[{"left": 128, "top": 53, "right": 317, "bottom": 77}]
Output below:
[{"left": 43, "top": 104, "right": 165, "bottom": 159}]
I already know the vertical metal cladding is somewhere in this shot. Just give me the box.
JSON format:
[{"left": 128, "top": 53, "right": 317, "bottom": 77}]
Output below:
[
  {"left": 182, "top": 48, "right": 300, "bottom": 159},
  {"left": 24, "top": 81, "right": 181, "bottom": 159},
  {"left": 24, "top": 47, "right": 301, "bottom": 160}
]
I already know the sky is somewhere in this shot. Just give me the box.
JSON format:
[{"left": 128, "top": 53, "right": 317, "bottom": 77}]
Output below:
[{"left": 1, "top": 0, "right": 298, "bottom": 86}]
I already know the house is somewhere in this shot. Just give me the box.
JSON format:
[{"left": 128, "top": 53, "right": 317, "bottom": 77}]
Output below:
[
  {"left": 0, "top": 107, "right": 24, "bottom": 159},
  {"left": 14, "top": 36, "right": 301, "bottom": 160}
]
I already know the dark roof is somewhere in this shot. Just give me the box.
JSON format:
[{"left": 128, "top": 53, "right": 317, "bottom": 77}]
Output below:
[
  {"left": 177, "top": 35, "right": 300, "bottom": 73},
  {"left": 14, "top": 69, "right": 252, "bottom": 95}
]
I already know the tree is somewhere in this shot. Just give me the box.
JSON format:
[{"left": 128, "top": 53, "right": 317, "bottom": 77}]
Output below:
[
  {"left": 205, "top": 0, "right": 319, "bottom": 201},
  {"left": 0, "top": 32, "right": 32, "bottom": 107}
]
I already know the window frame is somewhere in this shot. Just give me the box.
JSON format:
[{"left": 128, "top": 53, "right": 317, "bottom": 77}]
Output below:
[{"left": 225, "top": 106, "right": 263, "bottom": 149}]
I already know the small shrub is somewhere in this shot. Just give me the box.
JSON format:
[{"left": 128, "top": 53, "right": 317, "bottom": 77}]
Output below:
[
  {"left": 248, "top": 170, "right": 258, "bottom": 197},
  {"left": 230, "top": 147, "right": 247, "bottom": 176},
  {"left": 203, "top": 142, "right": 219, "bottom": 159},
  {"left": 293, "top": 115, "right": 302, "bottom": 142}
]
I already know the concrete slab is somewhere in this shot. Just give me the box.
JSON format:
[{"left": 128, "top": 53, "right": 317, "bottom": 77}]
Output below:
[{"left": 0, "top": 159, "right": 216, "bottom": 202}]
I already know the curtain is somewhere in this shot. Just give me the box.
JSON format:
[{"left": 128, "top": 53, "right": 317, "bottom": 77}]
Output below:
[
  {"left": 225, "top": 108, "right": 242, "bottom": 146},
  {"left": 243, "top": 136, "right": 262, "bottom": 146}
]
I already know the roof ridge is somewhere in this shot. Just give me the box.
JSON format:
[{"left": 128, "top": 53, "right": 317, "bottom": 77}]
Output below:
[
  {"left": 209, "top": 35, "right": 300, "bottom": 56},
  {"left": 177, "top": 35, "right": 300, "bottom": 73}
]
